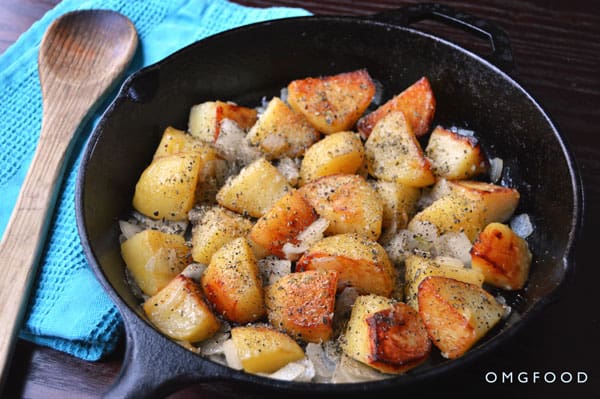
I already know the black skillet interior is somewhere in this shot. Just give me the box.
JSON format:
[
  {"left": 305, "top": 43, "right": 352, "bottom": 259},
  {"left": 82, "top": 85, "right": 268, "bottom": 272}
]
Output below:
[{"left": 76, "top": 3, "right": 582, "bottom": 398}]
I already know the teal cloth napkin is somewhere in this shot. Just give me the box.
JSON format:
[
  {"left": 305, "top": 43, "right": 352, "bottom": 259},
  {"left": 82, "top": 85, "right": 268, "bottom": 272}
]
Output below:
[{"left": 0, "top": 0, "right": 310, "bottom": 361}]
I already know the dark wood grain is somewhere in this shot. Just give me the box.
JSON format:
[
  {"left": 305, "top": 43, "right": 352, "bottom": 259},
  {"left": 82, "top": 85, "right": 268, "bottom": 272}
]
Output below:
[{"left": 1, "top": 1, "right": 598, "bottom": 398}]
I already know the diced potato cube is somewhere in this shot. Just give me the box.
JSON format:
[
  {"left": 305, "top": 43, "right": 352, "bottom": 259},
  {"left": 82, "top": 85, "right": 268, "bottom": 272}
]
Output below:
[
  {"left": 299, "top": 174, "right": 383, "bottom": 241},
  {"left": 201, "top": 238, "right": 265, "bottom": 324},
  {"left": 287, "top": 69, "right": 376, "bottom": 134},
  {"left": 249, "top": 190, "right": 318, "bottom": 259},
  {"left": 425, "top": 126, "right": 488, "bottom": 180},
  {"left": 247, "top": 97, "right": 320, "bottom": 159},
  {"left": 191, "top": 206, "right": 253, "bottom": 265},
  {"left": 341, "top": 295, "right": 431, "bottom": 374},
  {"left": 471, "top": 223, "right": 532, "bottom": 290},
  {"left": 365, "top": 111, "right": 435, "bottom": 187},
  {"left": 358, "top": 77, "right": 435, "bottom": 138},
  {"left": 188, "top": 100, "right": 257, "bottom": 142},
  {"left": 121, "top": 229, "right": 190, "bottom": 296},
  {"left": 133, "top": 153, "right": 202, "bottom": 221},
  {"left": 418, "top": 276, "right": 505, "bottom": 359},
  {"left": 299, "top": 131, "right": 365, "bottom": 185},
  {"left": 216, "top": 158, "right": 292, "bottom": 218},
  {"left": 265, "top": 270, "right": 338, "bottom": 342},
  {"left": 231, "top": 326, "right": 305, "bottom": 374},
  {"left": 371, "top": 180, "right": 420, "bottom": 233},
  {"left": 153, "top": 126, "right": 218, "bottom": 160},
  {"left": 143, "top": 275, "right": 220, "bottom": 342},
  {"left": 296, "top": 233, "right": 395, "bottom": 297},
  {"left": 404, "top": 254, "right": 484, "bottom": 309}
]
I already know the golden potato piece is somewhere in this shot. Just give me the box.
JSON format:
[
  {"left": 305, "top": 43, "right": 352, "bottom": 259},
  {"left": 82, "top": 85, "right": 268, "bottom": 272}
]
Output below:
[
  {"left": 299, "top": 174, "right": 383, "bottom": 241},
  {"left": 365, "top": 111, "right": 435, "bottom": 188},
  {"left": 216, "top": 158, "right": 292, "bottom": 218},
  {"left": 404, "top": 254, "right": 484, "bottom": 309},
  {"left": 425, "top": 126, "right": 488, "bottom": 180},
  {"left": 191, "top": 206, "right": 253, "bottom": 265},
  {"left": 143, "top": 275, "right": 220, "bottom": 342},
  {"left": 299, "top": 131, "right": 365, "bottom": 185},
  {"left": 247, "top": 97, "right": 320, "bottom": 159},
  {"left": 121, "top": 229, "right": 190, "bottom": 296},
  {"left": 231, "top": 326, "right": 305, "bottom": 374},
  {"left": 287, "top": 69, "right": 376, "bottom": 134},
  {"left": 358, "top": 76, "right": 435, "bottom": 138},
  {"left": 188, "top": 100, "right": 257, "bottom": 143},
  {"left": 265, "top": 270, "right": 338, "bottom": 342},
  {"left": 133, "top": 153, "right": 203, "bottom": 221},
  {"left": 471, "top": 223, "right": 532, "bottom": 290},
  {"left": 296, "top": 233, "right": 395, "bottom": 297},
  {"left": 341, "top": 295, "right": 431, "bottom": 374},
  {"left": 153, "top": 126, "right": 219, "bottom": 161},
  {"left": 201, "top": 238, "right": 265, "bottom": 324},
  {"left": 418, "top": 276, "right": 504, "bottom": 359},
  {"left": 371, "top": 180, "right": 420, "bottom": 232},
  {"left": 249, "top": 190, "right": 318, "bottom": 259}
]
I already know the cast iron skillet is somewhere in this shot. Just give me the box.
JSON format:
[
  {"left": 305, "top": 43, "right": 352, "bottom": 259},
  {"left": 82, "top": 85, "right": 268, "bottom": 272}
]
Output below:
[{"left": 75, "top": 3, "right": 583, "bottom": 398}]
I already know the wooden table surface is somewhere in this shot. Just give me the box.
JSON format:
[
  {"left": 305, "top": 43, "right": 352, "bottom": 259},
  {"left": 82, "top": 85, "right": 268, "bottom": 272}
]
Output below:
[{"left": 1, "top": 1, "right": 599, "bottom": 398}]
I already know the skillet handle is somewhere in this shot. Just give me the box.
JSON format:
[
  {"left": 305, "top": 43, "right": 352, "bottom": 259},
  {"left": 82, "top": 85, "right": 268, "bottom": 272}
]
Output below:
[
  {"left": 371, "top": 3, "right": 515, "bottom": 74},
  {"left": 103, "top": 306, "right": 225, "bottom": 399}
]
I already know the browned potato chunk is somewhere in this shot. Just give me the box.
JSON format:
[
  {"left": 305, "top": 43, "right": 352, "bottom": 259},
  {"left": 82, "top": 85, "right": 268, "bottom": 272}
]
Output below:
[
  {"left": 133, "top": 153, "right": 203, "bottom": 221},
  {"left": 230, "top": 326, "right": 305, "bottom": 373},
  {"left": 299, "top": 131, "right": 365, "bottom": 185},
  {"left": 341, "top": 295, "right": 431, "bottom": 374},
  {"left": 471, "top": 223, "right": 532, "bottom": 290},
  {"left": 191, "top": 206, "right": 253, "bottom": 265},
  {"left": 188, "top": 100, "right": 257, "bottom": 143},
  {"left": 358, "top": 77, "right": 435, "bottom": 138},
  {"left": 371, "top": 180, "right": 420, "bottom": 233},
  {"left": 121, "top": 229, "right": 190, "bottom": 296},
  {"left": 404, "top": 255, "right": 484, "bottom": 309},
  {"left": 365, "top": 111, "right": 435, "bottom": 187},
  {"left": 418, "top": 276, "right": 505, "bottom": 359},
  {"left": 143, "top": 275, "right": 220, "bottom": 342},
  {"left": 249, "top": 190, "right": 318, "bottom": 259},
  {"left": 287, "top": 69, "right": 376, "bottom": 134},
  {"left": 216, "top": 158, "right": 292, "bottom": 218},
  {"left": 265, "top": 270, "right": 338, "bottom": 342},
  {"left": 201, "top": 238, "right": 265, "bottom": 324},
  {"left": 296, "top": 233, "right": 395, "bottom": 297},
  {"left": 299, "top": 174, "right": 383, "bottom": 241},
  {"left": 425, "top": 126, "right": 488, "bottom": 180},
  {"left": 247, "top": 97, "right": 320, "bottom": 159}
]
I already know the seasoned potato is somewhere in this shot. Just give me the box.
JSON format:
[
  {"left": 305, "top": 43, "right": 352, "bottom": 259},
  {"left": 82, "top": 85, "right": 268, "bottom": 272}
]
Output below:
[
  {"left": 249, "top": 190, "right": 318, "bottom": 259},
  {"left": 121, "top": 229, "right": 190, "bottom": 296},
  {"left": 358, "top": 77, "right": 435, "bottom": 138},
  {"left": 418, "top": 276, "right": 505, "bottom": 359},
  {"left": 408, "top": 193, "right": 486, "bottom": 241},
  {"left": 216, "top": 158, "right": 292, "bottom": 218},
  {"left": 188, "top": 100, "right": 258, "bottom": 142},
  {"left": 299, "top": 174, "right": 383, "bottom": 241},
  {"left": 265, "top": 270, "right": 338, "bottom": 342},
  {"left": 287, "top": 69, "right": 376, "bottom": 134},
  {"left": 371, "top": 180, "right": 420, "bottom": 233},
  {"left": 299, "top": 131, "right": 365, "bottom": 185},
  {"left": 404, "top": 254, "right": 484, "bottom": 309},
  {"left": 471, "top": 223, "right": 532, "bottom": 290},
  {"left": 425, "top": 126, "right": 488, "bottom": 180},
  {"left": 296, "top": 233, "right": 395, "bottom": 297},
  {"left": 133, "top": 153, "right": 203, "bottom": 221},
  {"left": 247, "top": 97, "right": 320, "bottom": 159},
  {"left": 201, "top": 238, "right": 265, "bottom": 324},
  {"left": 143, "top": 275, "right": 220, "bottom": 342},
  {"left": 341, "top": 295, "right": 431, "bottom": 374},
  {"left": 231, "top": 326, "right": 305, "bottom": 373},
  {"left": 191, "top": 206, "right": 253, "bottom": 265},
  {"left": 365, "top": 111, "right": 435, "bottom": 187},
  {"left": 153, "top": 126, "right": 218, "bottom": 161}
]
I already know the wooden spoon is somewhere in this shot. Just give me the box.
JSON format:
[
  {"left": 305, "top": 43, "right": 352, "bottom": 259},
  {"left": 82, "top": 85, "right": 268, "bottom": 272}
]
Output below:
[{"left": 0, "top": 10, "right": 137, "bottom": 383}]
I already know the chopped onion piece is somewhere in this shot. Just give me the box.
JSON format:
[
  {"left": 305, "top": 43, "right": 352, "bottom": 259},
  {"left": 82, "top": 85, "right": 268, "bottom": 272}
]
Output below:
[
  {"left": 282, "top": 218, "right": 329, "bottom": 260},
  {"left": 434, "top": 232, "right": 472, "bottom": 266},
  {"left": 489, "top": 157, "right": 504, "bottom": 183},
  {"left": 280, "top": 87, "right": 289, "bottom": 104},
  {"left": 384, "top": 229, "right": 415, "bottom": 264},
  {"left": 306, "top": 343, "right": 337, "bottom": 381},
  {"left": 199, "top": 332, "right": 230, "bottom": 356},
  {"left": 132, "top": 211, "right": 187, "bottom": 235},
  {"left": 119, "top": 220, "right": 144, "bottom": 240},
  {"left": 215, "top": 119, "right": 261, "bottom": 165},
  {"left": 331, "top": 355, "right": 389, "bottom": 383},
  {"left": 510, "top": 213, "right": 534, "bottom": 238},
  {"left": 263, "top": 358, "right": 315, "bottom": 382},
  {"left": 181, "top": 263, "right": 207, "bottom": 282},
  {"left": 222, "top": 339, "right": 242, "bottom": 370},
  {"left": 258, "top": 257, "right": 292, "bottom": 285},
  {"left": 277, "top": 157, "right": 300, "bottom": 186},
  {"left": 409, "top": 220, "right": 438, "bottom": 251}
]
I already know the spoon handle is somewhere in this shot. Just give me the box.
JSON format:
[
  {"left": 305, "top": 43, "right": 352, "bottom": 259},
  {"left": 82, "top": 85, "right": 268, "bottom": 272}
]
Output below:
[{"left": 0, "top": 103, "right": 89, "bottom": 383}]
